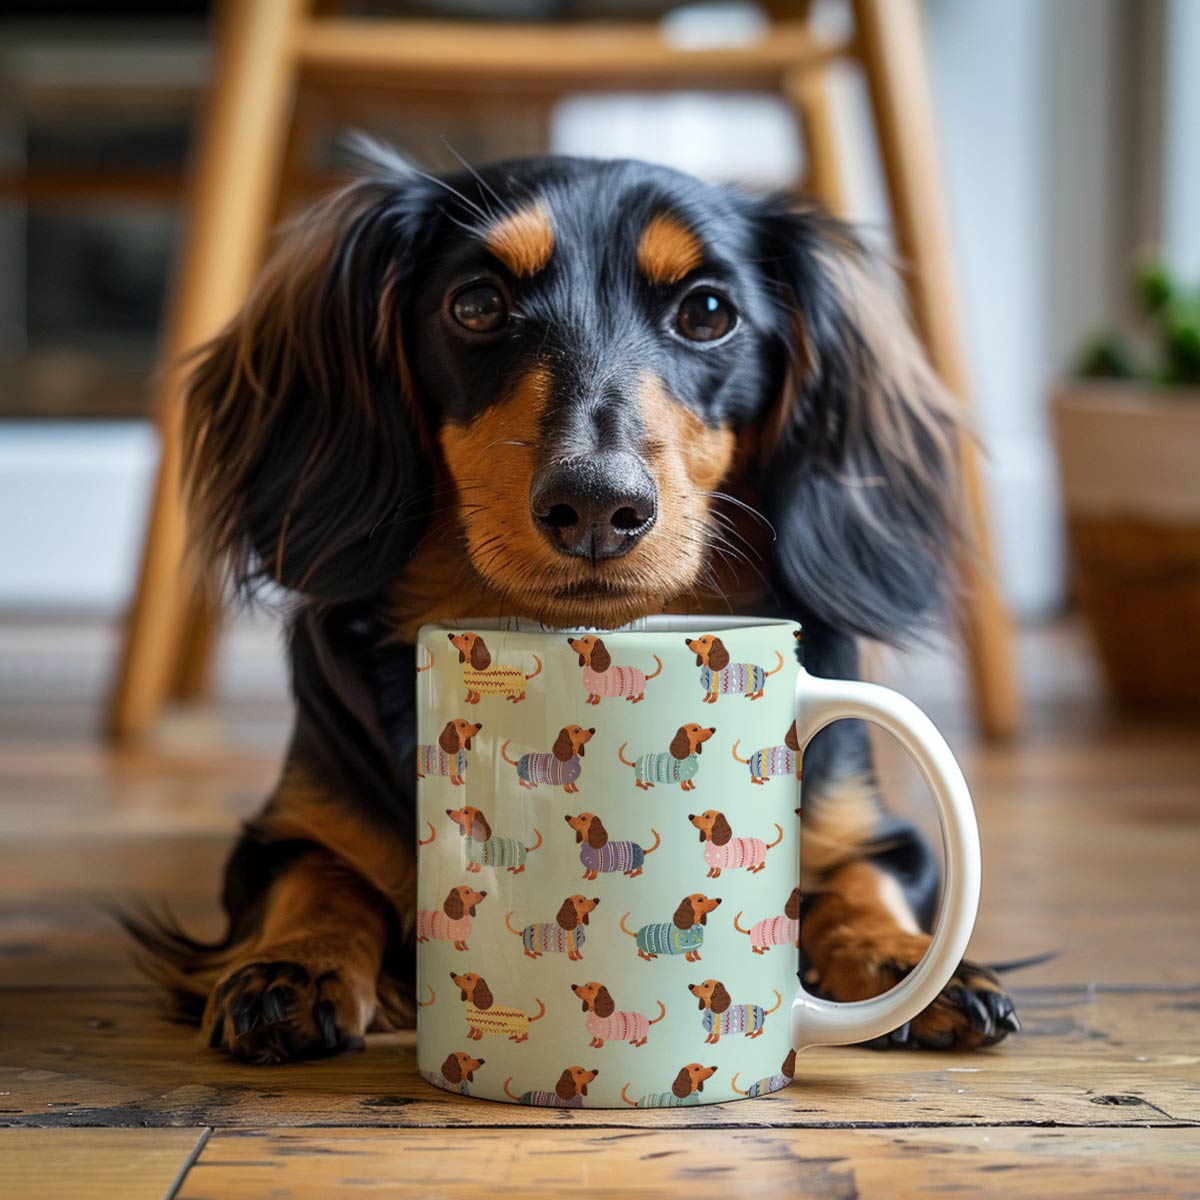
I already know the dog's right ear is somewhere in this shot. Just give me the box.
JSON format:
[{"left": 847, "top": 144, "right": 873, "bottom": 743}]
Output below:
[
  {"left": 470, "top": 810, "right": 491, "bottom": 843},
  {"left": 183, "top": 159, "right": 436, "bottom": 601},
  {"left": 590, "top": 639, "right": 611, "bottom": 673},
  {"left": 469, "top": 637, "right": 491, "bottom": 672}
]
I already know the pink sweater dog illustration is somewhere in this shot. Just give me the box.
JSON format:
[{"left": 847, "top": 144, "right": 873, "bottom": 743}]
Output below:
[
  {"left": 689, "top": 811, "right": 783, "bottom": 878},
  {"left": 733, "top": 888, "right": 802, "bottom": 954},
  {"left": 416, "top": 885, "right": 487, "bottom": 951},
  {"left": 572, "top": 982, "right": 667, "bottom": 1048},
  {"left": 567, "top": 635, "right": 663, "bottom": 704}
]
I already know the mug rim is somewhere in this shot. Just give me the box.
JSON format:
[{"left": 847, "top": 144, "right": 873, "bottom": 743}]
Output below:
[{"left": 418, "top": 614, "right": 798, "bottom": 637}]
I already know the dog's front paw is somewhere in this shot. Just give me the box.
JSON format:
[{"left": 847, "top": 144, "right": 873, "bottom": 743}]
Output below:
[
  {"left": 806, "top": 928, "right": 1021, "bottom": 1051},
  {"left": 204, "top": 953, "right": 374, "bottom": 1064}
]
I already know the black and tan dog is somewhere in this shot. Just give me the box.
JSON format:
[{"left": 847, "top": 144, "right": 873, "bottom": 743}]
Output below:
[{"left": 124, "top": 146, "right": 1018, "bottom": 1062}]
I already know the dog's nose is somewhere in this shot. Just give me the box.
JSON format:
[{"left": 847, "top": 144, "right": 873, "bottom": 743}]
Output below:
[{"left": 530, "top": 453, "right": 657, "bottom": 560}]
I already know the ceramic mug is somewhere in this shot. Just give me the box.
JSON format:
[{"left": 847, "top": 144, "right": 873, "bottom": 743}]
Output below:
[{"left": 414, "top": 615, "right": 979, "bottom": 1108}]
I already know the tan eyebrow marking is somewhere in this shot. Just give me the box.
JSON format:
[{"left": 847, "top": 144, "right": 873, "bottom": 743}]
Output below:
[
  {"left": 637, "top": 214, "right": 704, "bottom": 285},
  {"left": 482, "top": 202, "right": 554, "bottom": 277}
]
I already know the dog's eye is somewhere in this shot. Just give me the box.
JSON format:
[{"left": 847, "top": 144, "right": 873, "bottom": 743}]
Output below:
[
  {"left": 676, "top": 289, "right": 736, "bottom": 342},
  {"left": 451, "top": 283, "right": 508, "bottom": 334}
]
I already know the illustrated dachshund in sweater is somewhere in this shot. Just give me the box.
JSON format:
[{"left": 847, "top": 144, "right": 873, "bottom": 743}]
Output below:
[
  {"left": 421, "top": 1050, "right": 486, "bottom": 1096},
  {"left": 620, "top": 893, "right": 722, "bottom": 962},
  {"left": 733, "top": 887, "right": 802, "bottom": 955},
  {"left": 503, "top": 1066, "right": 599, "bottom": 1107},
  {"left": 618, "top": 723, "right": 714, "bottom": 791},
  {"left": 416, "top": 885, "right": 487, "bottom": 951},
  {"left": 450, "top": 971, "right": 546, "bottom": 1042},
  {"left": 506, "top": 894, "right": 599, "bottom": 961},
  {"left": 501, "top": 725, "right": 594, "bottom": 793},
  {"left": 416, "top": 717, "right": 481, "bottom": 787},
  {"left": 732, "top": 1050, "right": 797, "bottom": 1099},
  {"left": 689, "top": 810, "right": 783, "bottom": 878},
  {"left": 567, "top": 635, "right": 663, "bottom": 704},
  {"left": 564, "top": 813, "right": 660, "bottom": 879},
  {"left": 571, "top": 981, "right": 666, "bottom": 1048},
  {"left": 447, "top": 632, "right": 542, "bottom": 704},
  {"left": 445, "top": 805, "right": 543, "bottom": 874},
  {"left": 731, "top": 721, "right": 801, "bottom": 785},
  {"left": 684, "top": 635, "right": 784, "bottom": 702},
  {"left": 689, "top": 979, "right": 783, "bottom": 1043},
  {"left": 621, "top": 1064, "right": 718, "bottom": 1108}
]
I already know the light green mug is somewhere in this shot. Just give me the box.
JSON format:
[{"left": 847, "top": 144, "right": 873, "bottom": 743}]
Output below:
[{"left": 415, "top": 616, "right": 979, "bottom": 1108}]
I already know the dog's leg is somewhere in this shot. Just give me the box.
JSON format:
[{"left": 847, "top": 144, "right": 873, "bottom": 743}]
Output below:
[
  {"left": 798, "top": 621, "right": 1020, "bottom": 1050},
  {"left": 203, "top": 848, "right": 388, "bottom": 1063}
]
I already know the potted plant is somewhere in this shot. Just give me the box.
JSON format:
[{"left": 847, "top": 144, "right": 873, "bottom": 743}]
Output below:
[{"left": 1053, "top": 264, "right": 1200, "bottom": 706}]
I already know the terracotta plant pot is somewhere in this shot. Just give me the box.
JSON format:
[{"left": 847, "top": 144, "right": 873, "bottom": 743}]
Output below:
[{"left": 1053, "top": 382, "right": 1200, "bottom": 706}]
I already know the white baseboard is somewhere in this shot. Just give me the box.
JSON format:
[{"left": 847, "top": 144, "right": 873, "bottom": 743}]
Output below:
[{"left": 0, "top": 420, "right": 155, "bottom": 612}]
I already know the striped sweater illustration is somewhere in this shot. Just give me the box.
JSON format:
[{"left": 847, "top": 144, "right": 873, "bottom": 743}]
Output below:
[
  {"left": 633, "top": 750, "right": 699, "bottom": 786},
  {"left": 417, "top": 744, "right": 467, "bottom": 780},
  {"left": 580, "top": 840, "right": 644, "bottom": 875},
  {"left": 515, "top": 751, "right": 581, "bottom": 788},
  {"left": 630, "top": 920, "right": 703, "bottom": 958},
  {"left": 463, "top": 831, "right": 541, "bottom": 871}
]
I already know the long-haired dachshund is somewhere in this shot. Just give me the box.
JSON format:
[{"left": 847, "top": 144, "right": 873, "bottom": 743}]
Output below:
[{"left": 123, "top": 145, "right": 1018, "bottom": 1062}]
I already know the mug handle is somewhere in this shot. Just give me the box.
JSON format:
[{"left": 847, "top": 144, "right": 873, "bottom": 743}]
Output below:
[{"left": 790, "top": 669, "right": 981, "bottom": 1051}]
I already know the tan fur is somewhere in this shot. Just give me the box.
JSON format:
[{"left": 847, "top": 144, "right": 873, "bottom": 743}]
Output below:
[
  {"left": 483, "top": 203, "right": 554, "bottom": 277},
  {"left": 637, "top": 214, "right": 703, "bottom": 284},
  {"left": 798, "top": 773, "right": 880, "bottom": 889}
]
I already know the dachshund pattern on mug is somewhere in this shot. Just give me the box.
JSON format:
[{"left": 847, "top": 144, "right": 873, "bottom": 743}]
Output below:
[
  {"left": 620, "top": 894, "right": 722, "bottom": 962},
  {"left": 445, "top": 806, "right": 543, "bottom": 874},
  {"left": 451, "top": 971, "right": 546, "bottom": 1042},
  {"left": 503, "top": 1066, "right": 599, "bottom": 1107},
  {"left": 418, "top": 623, "right": 805, "bottom": 1107},
  {"left": 689, "top": 811, "right": 784, "bottom": 877},
  {"left": 621, "top": 1064, "right": 719, "bottom": 1107},
  {"left": 502, "top": 725, "right": 594, "bottom": 792},
  {"left": 448, "top": 632, "right": 543, "bottom": 703},
  {"left": 417, "top": 718, "right": 481, "bottom": 786},
  {"left": 617, "top": 723, "right": 714, "bottom": 790},
  {"left": 568, "top": 635, "right": 663, "bottom": 704},
  {"left": 420, "top": 1051, "right": 486, "bottom": 1096},
  {"left": 565, "top": 813, "right": 661, "bottom": 879},
  {"left": 506, "top": 895, "right": 599, "bottom": 960},
  {"left": 733, "top": 888, "right": 802, "bottom": 955},
  {"left": 571, "top": 981, "right": 667, "bottom": 1048},
  {"left": 731, "top": 1050, "right": 797, "bottom": 1098},
  {"left": 416, "top": 885, "right": 487, "bottom": 951},
  {"left": 685, "top": 635, "right": 784, "bottom": 702},
  {"left": 689, "top": 980, "right": 783, "bottom": 1043},
  {"left": 731, "top": 722, "right": 801, "bottom": 784}
]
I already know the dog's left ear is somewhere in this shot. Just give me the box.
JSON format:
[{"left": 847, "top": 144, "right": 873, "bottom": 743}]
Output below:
[
  {"left": 753, "top": 201, "right": 963, "bottom": 643},
  {"left": 183, "top": 150, "right": 437, "bottom": 602}
]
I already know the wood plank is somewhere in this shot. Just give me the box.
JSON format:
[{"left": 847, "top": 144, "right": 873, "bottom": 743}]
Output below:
[
  {"left": 0, "top": 1127, "right": 206, "bottom": 1200},
  {"left": 1, "top": 987, "right": 1196, "bottom": 1129},
  {"left": 177, "top": 1127, "right": 1200, "bottom": 1199},
  {"left": 294, "top": 18, "right": 847, "bottom": 92}
]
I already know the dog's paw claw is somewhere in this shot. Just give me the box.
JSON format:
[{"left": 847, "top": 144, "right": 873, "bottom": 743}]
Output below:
[{"left": 204, "top": 959, "right": 368, "bottom": 1064}]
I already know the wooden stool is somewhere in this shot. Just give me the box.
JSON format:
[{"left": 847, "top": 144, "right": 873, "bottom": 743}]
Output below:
[{"left": 108, "top": 0, "right": 1019, "bottom": 741}]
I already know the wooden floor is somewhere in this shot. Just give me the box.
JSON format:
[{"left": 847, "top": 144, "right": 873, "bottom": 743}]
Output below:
[{"left": 1, "top": 617, "right": 1198, "bottom": 1197}]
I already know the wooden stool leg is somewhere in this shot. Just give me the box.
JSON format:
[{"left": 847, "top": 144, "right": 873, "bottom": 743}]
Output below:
[
  {"left": 853, "top": 0, "right": 1020, "bottom": 738},
  {"left": 784, "top": 63, "right": 847, "bottom": 215},
  {"left": 107, "top": 0, "right": 307, "bottom": 741}
]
